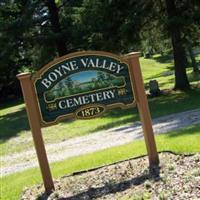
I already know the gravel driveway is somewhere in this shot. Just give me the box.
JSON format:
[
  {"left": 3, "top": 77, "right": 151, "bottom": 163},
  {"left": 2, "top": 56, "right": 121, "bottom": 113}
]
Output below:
[{"left": 1, "top": 108, "right": 200, "bottom": 176}]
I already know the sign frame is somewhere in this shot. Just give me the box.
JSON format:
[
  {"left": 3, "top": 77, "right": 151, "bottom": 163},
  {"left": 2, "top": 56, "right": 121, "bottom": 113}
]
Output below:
[
  {"left": 17, "top": 51, "right": 159, "bottom": 194},
  {"left": 32, "top": 51, "right": 136, "bottom": 126}
]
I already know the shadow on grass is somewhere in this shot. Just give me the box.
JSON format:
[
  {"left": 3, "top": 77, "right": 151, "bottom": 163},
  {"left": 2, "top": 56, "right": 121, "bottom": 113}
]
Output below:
[
  {"left": 0, "top": 105, "right": 75, "bottom": 142},
  {"left": 167, "top": 125, "right": 200, "bottom": 138},
  {"left": 188, "top": 71, "right": 200, "bottom": 83},
  {"left": 152, "top": 54, "right": 173, "bottom": 64},
  {"left": 0, "top": 99, "right": 23, "bottom": 110},
  {"left": 89, "top": 108, "right": 139, "bottom": 133},
  {"left": 145, "top": 77, "right": 175, "bottom": 89},
  {"left": 39, "top": 166, "right": 160, "bottom": 200},
  {"left": 143, "top": 54, "right": 174, "bottom": 82},
  {"left": 1, "top": 88, "right": 199, "bottom": 142},
  {"left": 144, "top": 77, "right": 174, "bottom": 90},
  {"left": 147, "top": 88, "right": 200, "bottom": 119},
  {"left": 145, "top": 68, "right": 174, "bottom": 82},
  {"left": 0, "top": 107, "right": 30, "bottom": 142},
  {"left": 86, "top": 88, "right": 200, "bottom": 134}
]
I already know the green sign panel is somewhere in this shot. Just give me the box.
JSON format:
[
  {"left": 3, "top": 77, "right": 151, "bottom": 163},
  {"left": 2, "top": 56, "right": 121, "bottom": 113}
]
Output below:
[{"left": 33, "top": 51, "right": 135, "bottom": 124}]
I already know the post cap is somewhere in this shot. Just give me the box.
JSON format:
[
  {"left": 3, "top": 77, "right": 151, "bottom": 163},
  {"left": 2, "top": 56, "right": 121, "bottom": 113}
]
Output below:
[
  {"left": 16, "top": 72, "right": 32, "bottom": 80},
  {"left": 123, "top": 52, "right": 141, "bottom": 59}
]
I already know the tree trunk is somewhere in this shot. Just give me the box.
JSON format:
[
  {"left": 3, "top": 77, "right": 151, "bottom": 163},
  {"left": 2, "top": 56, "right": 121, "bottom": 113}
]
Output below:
[
  {"left": 187, "top": 42, "right": 199, "bottom": 73},
  {"left": 45, "top": 0, "right": 67, "bottom": 56},
  {"left": 165, "top": 0, "right": 190, "bottom": 90}
]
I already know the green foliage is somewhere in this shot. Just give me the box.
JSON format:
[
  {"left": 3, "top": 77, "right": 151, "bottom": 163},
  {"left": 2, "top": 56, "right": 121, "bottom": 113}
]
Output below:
[
  {"left": 79, "top": 0, "right": 151, "bottom": 52},
  {"left": 0, "top": 0, "right": 200, "bottom": 97},
  {"left": 0, "top": 1, "right": 31, "bottom": 99}
]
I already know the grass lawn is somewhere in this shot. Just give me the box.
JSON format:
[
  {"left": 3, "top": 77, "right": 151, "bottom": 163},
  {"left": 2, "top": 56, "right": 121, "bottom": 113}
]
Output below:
[
  {"left": 1, "top": 53, "right": 200, "bottom": 199},
  {"left": 141, "top": 53, "right": 200, "bottom": 89},
  {"left": 0, "top": 54, "right": 200, "bottom": 156},
  {"left": 1, "top": 124, "right": 200, "bottom": 200}
]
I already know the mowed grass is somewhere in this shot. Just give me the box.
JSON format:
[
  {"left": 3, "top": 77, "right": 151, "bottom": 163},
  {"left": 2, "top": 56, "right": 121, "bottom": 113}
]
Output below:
[
  {"left": 141, "top": 53, "right": 200, "bottom": 89},
  {"left": 1, "top": 54, "right": 200, "bottom": 156},
  {"left": 1, "top": 124, "right": 200, "bottom": 200},
  {"left": 1, "top": 88, "right": 200, "bottom": 156}
]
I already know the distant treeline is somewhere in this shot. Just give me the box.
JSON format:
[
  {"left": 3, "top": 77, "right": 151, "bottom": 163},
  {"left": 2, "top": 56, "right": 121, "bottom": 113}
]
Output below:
[{"left": 0, "top": 0, "right": 200, "bottom": 101}]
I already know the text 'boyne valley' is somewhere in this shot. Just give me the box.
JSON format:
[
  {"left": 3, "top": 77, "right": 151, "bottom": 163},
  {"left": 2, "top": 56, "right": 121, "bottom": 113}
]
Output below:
[{"left": 41, "top": 57, "right": 124, "bottom": 89}]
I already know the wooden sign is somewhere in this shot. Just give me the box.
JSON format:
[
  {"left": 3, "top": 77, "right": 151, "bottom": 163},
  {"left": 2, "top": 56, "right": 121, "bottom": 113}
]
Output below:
[
  {"left": 33, "top": 52, "right": 135, "bottom": 124},
  {"left": 17, "top": 51, "right": 159, "bottom": 194}
]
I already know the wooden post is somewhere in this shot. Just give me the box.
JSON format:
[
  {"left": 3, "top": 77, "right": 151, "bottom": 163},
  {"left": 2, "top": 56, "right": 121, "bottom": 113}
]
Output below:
[
  {"left": 17, "top": 73, "right": 54, "bottom": 193},
  {"left": 124, "top": 53, "right": 159, "bottom": 166}
]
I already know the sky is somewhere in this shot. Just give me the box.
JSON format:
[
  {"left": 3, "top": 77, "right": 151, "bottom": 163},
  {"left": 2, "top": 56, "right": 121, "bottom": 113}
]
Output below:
[{"left": 70, "top": 70, "right": 98, "bottom": 83}]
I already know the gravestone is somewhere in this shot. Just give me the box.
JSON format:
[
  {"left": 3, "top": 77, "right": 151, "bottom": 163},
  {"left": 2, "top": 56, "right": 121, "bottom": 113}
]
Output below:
[{"left": 149, "top": 80, "right": 161, "bottom": 97}]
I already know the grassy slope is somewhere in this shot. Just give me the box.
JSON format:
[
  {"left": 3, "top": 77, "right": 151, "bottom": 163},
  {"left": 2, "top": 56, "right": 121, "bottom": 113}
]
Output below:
[
  {"left": 1, "top": 124, "right": 200, "bottom": 200},
  {"left": 1, "top": 53, "right": 200, "bottom": 199},
  {"left": 1, "top": 53, "right": 200, "bottom": 156},
  {"left": 141, "top": 54, "right": 200, "bottom": 89},
  {"left": 1, "top": 86, "right": 200, "bottom": 156}
]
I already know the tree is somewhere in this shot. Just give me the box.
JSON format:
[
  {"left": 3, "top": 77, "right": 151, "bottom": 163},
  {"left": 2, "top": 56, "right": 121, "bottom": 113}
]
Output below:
[
  {"left": 165, "top": 0, "right": 190, "bottom": 90},
  {"left": 64, "top": 77, "right": 73, "bottom": 90},
  {"left": 1, "top": 0, "right": 200, "bottom": 100},
  {"left": 80, "top": 0, "right": 151, "bottom": 52},
  {"left": 138, "top": 0, "right": 200, "bottom": 89},
  {"left": 44, "top": 0, "right": 67, "bottom": 56},
  {"left": 186, "top": 38, "right": 199, "bottom": 73},
  {"left": 0, "top": 0, "right": 32, "bottom": 100},
  {"left": 97, "top": 71, "right": 106, "bottom": 82},
  {"left": 0, "top": 0, "right": 76, "bottom": 100},
  {"left": 180, "top": 0, "right": 200, "bottom": 73}
]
